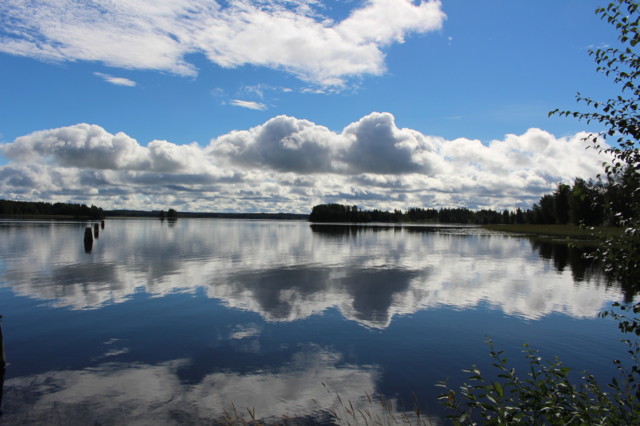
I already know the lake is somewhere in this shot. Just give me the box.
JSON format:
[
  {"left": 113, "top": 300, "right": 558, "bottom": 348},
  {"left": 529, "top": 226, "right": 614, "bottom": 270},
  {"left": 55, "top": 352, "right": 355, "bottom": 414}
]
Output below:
[{"left": 0, "top": 218, "right": 630, "bottom": 424}]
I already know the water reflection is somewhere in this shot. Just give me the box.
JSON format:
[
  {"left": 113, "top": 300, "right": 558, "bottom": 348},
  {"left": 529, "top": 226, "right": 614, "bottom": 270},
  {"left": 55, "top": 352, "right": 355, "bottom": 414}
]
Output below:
[
  {"left": 0, "top": 220, "right": 621, "bottom": 327},
  {"left": 0, "top": 315, "right": 5, "bottom": 417},
  {"left": 524, "top": 239, "right": 638, "bottom": 300},
  {"left": 0, "top": 219, "right": 628, "bottom": 424},
  {"left": 1, "top": 345, "right": 383, "bottom": 424}
]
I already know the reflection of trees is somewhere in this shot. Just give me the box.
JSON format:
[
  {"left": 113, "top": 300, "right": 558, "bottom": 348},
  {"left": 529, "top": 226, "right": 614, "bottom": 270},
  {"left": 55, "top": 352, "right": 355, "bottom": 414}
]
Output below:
[
  {"left": 528, "top": 239, "right": 607, "bottom": 282},
  {"left": 311, "top": 223, "right": 489, "bottom": 237},
  {"left": 312, "top": 224, "right": 613, "bottom": 290},
  {"left": 528, "top": 238, "right": 636, "bottom": 302},
  {"left": 310, "top": 223, "right": 402, "bottom": 237}
]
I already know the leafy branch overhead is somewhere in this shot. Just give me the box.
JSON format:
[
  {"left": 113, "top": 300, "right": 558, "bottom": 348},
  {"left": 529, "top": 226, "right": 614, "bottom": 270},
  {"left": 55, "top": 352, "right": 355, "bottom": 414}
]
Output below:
[{"left": 551, "top": 1, "right": 640, "bottom": 180}]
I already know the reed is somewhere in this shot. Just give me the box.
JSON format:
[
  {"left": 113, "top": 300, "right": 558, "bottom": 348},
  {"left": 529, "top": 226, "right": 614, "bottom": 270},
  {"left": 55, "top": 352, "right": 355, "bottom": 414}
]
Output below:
[{"left": 212, "top": 385, "right": 438, "bottom": 425}]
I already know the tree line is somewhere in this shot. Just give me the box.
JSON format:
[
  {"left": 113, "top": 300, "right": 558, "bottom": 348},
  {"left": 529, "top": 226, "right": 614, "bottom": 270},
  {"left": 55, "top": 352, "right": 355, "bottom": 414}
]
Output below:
[
  {"left": 0, "top": 200, "right": 104, "bottom": 219},
  {"left": 525, "top": 173, "right": 631, "bottom": 226},
  {"left": 309, "top": 203, "right": 511, "bottom": 224},
  {"left": 309, "top": 173, "right": 633, "bottom": 226}
]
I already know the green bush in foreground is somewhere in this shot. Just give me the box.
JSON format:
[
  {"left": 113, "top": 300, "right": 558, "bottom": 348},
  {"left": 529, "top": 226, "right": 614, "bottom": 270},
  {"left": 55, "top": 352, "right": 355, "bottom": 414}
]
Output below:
[{"left": 437, "top": 331, "right": 640, "bottom": 425}]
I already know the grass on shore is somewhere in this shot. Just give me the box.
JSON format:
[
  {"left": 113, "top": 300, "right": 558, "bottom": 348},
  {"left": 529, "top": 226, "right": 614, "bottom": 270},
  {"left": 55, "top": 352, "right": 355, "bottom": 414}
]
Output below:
[{"left": 482, "top": 224, "right": 621, "bottom": 244}]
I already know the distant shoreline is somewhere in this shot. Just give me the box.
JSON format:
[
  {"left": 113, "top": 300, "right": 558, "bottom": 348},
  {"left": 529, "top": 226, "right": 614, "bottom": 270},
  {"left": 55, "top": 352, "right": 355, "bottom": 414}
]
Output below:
[
  {"left": 105, "top": 210, "right": 309, "bottom": 220},
  {"left": 0, "top": 211, "right": 309, "bottom": 221},
  {"left": 0, "top": 215, "right": 101, "bottom": 220}
]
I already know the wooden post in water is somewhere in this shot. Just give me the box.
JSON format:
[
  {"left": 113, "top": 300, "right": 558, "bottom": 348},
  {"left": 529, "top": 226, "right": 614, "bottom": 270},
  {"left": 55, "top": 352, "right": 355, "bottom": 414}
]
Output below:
[
  {"left": 101, "top": 220, "right": 105, "bottom": 229},
  {"left": 84, "top": 227, "right": 93, "bottom": 244},
  {"left": 84, "top": 227, "right": 93, "bottom": 253},
  {"left": 93, "top": 223, "right": 99, "bottom": 239}
]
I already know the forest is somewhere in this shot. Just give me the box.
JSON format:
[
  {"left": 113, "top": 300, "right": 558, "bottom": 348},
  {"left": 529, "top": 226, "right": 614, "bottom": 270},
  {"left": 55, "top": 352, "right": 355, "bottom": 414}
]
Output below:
[
  {"left": 309, "top": 173, "right": 631, "bottom": 226},
  {"left": 0, "top": 200, "right": 104, "bottom": 219}
]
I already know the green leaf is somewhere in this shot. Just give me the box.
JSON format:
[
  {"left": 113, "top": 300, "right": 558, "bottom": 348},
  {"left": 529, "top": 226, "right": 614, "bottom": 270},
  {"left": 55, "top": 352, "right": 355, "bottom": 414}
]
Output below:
[{"left": 493, "top": 382, "right": 505, "bottom": 398}]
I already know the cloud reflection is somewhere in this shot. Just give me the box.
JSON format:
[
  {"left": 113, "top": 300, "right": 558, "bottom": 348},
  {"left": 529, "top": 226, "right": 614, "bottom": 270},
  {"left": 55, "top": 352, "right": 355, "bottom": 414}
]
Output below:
[
  {"left": 0, "top": 220, "right": 621, "bottom": 327},
  {"left": 2, "top": 346, "right": 381, "bottom": 424}
]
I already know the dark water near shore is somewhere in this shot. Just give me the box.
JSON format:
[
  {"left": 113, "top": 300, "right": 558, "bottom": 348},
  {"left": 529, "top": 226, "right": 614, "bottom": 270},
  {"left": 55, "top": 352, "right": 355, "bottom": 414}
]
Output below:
[{"left": 0, "top": 218, "right": 630, "bottom": 424}]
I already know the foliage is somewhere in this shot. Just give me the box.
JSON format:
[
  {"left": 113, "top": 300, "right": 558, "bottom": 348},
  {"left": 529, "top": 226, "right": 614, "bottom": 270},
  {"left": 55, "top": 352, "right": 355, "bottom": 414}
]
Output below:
[
  {"left": 309, "top": 203, "right": 521, "bottom": 225},
  {"left": 527, "top": 179, "right": 608, "bottom": 226},
  {"left": 437, "top": 338, "right": 640, "bottom": 425},
  {"left": 439, "top": 303, "right": 640, "bottom": 424},
  {"left": 601, "top": 302, "right": 640, "bottom": 398},
  {"left": 309, "top": 203, "right": 402, "bottom": 223}
]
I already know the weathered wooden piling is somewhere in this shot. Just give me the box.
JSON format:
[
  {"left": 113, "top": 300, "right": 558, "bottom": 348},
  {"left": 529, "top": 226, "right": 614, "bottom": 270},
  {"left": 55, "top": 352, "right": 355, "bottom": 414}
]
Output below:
[
  {"left": 93, "top": 223, "right": 99, "bottom": 238},
  {"left": 84, "top": 227, "right": 93, "bottom": 253},
  {"left": 101, "top": 220, "right": 105, "bottom": 229},
  {"left": 84, "top": 227, "right": 93, "bottom": 244}
]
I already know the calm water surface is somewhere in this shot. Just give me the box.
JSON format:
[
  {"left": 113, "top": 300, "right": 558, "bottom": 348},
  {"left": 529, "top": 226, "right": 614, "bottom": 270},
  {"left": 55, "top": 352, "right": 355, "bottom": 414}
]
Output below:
[{"left": 0, "top": 218, "right": 629, "bottom": 424}]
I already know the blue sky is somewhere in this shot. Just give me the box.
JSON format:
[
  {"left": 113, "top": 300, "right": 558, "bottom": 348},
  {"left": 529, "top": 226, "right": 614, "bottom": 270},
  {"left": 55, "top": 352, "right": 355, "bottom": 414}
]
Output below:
[{"left": 0, "top": 0, "right": 621, "bottom": 213}]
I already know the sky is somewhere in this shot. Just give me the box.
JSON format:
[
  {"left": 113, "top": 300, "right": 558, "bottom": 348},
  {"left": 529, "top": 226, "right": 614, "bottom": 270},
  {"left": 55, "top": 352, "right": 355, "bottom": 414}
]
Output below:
[{"left": 0, "top": 0, "right": 623, "bottom": 214}]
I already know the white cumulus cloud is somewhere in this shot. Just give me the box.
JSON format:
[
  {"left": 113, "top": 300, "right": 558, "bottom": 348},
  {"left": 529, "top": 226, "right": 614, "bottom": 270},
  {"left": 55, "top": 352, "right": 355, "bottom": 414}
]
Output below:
[
  {"left": 0, "top": 0, "right": 446, "bottom": 87},
  {"left": 1, "top": 123, "right": 212, "bottom": 174},
  {"left": 341, "top": 112, "right": 441, "bottom": 174},
  {"left": 212, "top": 115, "right": 339, "bottom": 173},
  {"left": 0, "top": 113, "right": 610, "bottom": 213}
]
